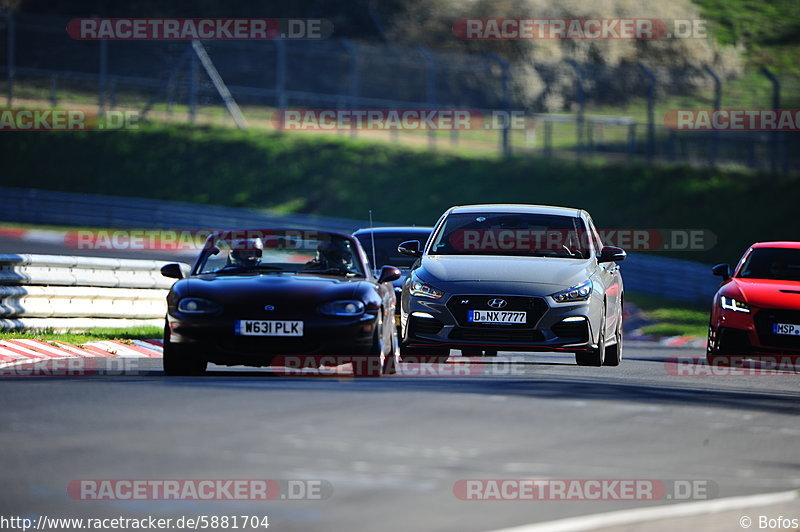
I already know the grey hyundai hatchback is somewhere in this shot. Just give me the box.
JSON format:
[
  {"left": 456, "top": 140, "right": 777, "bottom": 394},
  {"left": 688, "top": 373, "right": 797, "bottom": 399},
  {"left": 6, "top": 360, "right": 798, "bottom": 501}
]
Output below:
[{"left": 398, "top": 204, "right": 626, "bottom": 366}]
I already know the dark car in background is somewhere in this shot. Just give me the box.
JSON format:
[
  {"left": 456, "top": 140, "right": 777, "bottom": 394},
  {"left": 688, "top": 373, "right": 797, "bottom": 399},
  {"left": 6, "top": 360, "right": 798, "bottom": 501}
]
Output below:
[
  {"left": 399, "top": 205, "right": 626, "bottom": 366},
  {"left": 353, "top": 226, "right": 434, "bottom": 328},
  {"left": 708, "top": 241, "right": 800, "bottom": 364},
  {"left": 160, "top": 229, "right": 401, "bottom": 377}
]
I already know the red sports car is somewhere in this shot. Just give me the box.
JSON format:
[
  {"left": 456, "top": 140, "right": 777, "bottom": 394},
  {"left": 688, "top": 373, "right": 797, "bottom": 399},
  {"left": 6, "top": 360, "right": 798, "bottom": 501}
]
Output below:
[{"left": 708, "top": 242, "right": 800, "bottom": 363}]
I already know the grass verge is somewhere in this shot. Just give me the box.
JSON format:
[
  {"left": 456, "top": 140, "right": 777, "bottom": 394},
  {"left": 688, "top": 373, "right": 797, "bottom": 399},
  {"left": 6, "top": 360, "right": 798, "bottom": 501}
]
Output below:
[
  {"left": 0, "top": 327, "right": 162, "bottom": 344},
  {"left": 627, "top": 293, "right": 710, "bottom": 338}
]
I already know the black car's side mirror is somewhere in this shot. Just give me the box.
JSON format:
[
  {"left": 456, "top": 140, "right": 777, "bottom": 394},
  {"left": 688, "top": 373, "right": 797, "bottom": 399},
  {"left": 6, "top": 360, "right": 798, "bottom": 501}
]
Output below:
[
  {"left": 712, "top": 263, "right": 731, "bottom": 280},
  {"left": 598, "top": 246, "right": 627, "bottom": 263},
  {"left": 160, "top": 263, "right": 185, "bottom": 279},
  {"left": 398, "top": 240, "right": 422, "bottom": 258},
  {"left": 378, "top": 265, "right": 402, "bottom": 284}
]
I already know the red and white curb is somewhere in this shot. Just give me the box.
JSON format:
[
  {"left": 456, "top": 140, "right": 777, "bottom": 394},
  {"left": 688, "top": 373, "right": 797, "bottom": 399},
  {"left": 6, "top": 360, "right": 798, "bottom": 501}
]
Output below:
[{"left": 0, "top": 339, "right": 162, "bottom": 368}]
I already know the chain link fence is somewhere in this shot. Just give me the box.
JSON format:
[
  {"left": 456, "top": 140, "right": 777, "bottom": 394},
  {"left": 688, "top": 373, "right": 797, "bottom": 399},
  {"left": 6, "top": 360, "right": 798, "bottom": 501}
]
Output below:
[{"left": 1, "top": 12, "right": 798, "bottom": 170}]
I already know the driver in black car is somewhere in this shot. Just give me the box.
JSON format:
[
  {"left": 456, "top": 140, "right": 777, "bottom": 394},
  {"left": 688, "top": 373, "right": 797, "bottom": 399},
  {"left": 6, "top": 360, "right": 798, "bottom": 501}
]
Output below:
[
  {"left": 227, "top": 238, "right": 264, "bottom": 269},
  {"left": 305, "top": 239, "right": 353, "bottom": 272}
]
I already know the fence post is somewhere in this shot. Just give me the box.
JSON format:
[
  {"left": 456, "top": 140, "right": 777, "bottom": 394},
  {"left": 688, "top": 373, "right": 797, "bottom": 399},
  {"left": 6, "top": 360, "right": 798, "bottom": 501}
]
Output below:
[
  {"left": 340, "top": 39, "right": 359, "bottom": 138},
  {"left": 188, "top": 42, "right": 198, "bottom": 123},
  {"left": 418, "top": 46, "right": 438, "bottom": 149},
  {"left": 703, "top": 65, "right": 721, "bottom": 168},
  {"left": 275, "top": 39, "right": 287, "bottom": 110},
  {"left": 638, "top": 63, "right": 656, "bottom": 163},
  {"left": 50, "top": 74, "right": 58, "bottom": 107},
  {"left": 5, "top": 11, "right": 14, "bottom": 107},
  {"left": 760, "top": 66, "right": 781, "bottom": 173},
  {"left": 490, "top": 54, "right": 511, "bottom": 158},
  {"left": 566, "top": 60, "right": 585, "bottom": 158},
  {"left": 98, "top": 38, "right": 108, "bottom": 117}
]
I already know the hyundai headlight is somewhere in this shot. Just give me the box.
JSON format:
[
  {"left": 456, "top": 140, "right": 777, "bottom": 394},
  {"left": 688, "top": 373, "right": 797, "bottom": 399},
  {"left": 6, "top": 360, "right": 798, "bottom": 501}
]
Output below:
[
  {"left": 550, "top": 280, "right": 592, "bottom": 303},
  {"left": 410, "top": 275, "right": 444, "bottom": 299}
]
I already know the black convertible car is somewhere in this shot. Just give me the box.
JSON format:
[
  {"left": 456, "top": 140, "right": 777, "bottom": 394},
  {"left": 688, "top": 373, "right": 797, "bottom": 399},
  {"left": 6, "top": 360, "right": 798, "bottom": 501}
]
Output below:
[{"left": 160, "top": 229, "right": 401, "bottom": 377}]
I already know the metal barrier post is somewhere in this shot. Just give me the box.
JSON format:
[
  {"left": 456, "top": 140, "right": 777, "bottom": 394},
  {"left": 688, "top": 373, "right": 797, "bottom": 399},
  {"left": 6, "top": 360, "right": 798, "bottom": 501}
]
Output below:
[
  {"left": 760, "top": 67, "right": 781, "bottom": 173},
  {"left": 703, "top": 65, "right": 721, "bottom": 167},
  {"left": 5, "top": 11, "right": 14, "bottom": 107},
  {"left": 418, "top": 46, "right": 438, "bottom": 149},
  {"left": 275, "top": 39, "right": 287, "bottom": 110},
  {"left": 98, "top": 38, "right": 108, "bottom": 117},
  {"left": 566, "top": 60, "right": 585, "bottom": 157},
  {"left": 490, "top": 54, "right": 511, "bottom": 158},
  {"left": 341, "top": 39, "right": 359, "bottom": 138},
  {"left": 638, "top": 63, "right": 656, "bottom": 163}
]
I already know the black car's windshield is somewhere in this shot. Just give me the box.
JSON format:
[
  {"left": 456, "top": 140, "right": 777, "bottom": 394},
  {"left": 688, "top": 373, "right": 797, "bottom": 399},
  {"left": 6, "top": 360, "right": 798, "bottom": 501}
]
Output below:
[
  {"left": 356, "top": 232, "right": 431, "bottom": 269},
  {"left": 737, "top": 247, "right": 800, "bottom": 281},
  {"left": 197, "top": 230, "right": 366, "bottom": 277},
  {"left": 429, "top": 212, "right": 591, "bottom": 259}
]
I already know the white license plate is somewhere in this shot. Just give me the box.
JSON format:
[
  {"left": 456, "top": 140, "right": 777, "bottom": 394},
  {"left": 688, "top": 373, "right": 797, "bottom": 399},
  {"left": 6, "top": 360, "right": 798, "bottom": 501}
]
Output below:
[
  {"left": 773, "top": 323, "right": 800, "bottom": 336},
  {"left": 236, "top": 320, "right": 304, "bottom": 336},
  {"left": 468, "top": 310, "right": 526, "bottom": 324}
]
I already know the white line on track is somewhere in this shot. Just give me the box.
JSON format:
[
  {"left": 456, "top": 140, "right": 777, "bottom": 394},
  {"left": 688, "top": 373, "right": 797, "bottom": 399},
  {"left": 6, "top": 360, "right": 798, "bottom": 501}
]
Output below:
[{"left": 487, "top": 488, "right": 799, "bottom": 532}]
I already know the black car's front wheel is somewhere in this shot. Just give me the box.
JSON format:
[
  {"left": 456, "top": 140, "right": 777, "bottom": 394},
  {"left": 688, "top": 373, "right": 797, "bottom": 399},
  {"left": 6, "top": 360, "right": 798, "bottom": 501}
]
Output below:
[{"left": 162, "top": 323, "right": 208, "bottom": 376}]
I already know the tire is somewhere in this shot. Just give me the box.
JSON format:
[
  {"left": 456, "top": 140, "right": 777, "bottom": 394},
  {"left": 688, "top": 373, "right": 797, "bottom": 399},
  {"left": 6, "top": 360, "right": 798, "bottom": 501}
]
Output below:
[
  {"left": 576, "top": 312, "right": 606, "bottom": 367},
  {"left": 162, "top": 323, "right": 207, "bottom": 376},
  {"left": 603, "top": 317, "right": 623, "bottom": 367},
  {"left": 353, "top": 313, "right": 388, "bottom": 377},
  {"left": 382, "top": 325, "right": 400, "bottom": 375}
]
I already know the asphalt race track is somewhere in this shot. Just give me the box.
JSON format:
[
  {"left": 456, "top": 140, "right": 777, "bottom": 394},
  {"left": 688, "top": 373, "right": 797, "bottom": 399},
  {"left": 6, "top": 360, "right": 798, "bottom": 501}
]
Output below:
[{"left": 1, "top": 343, "right": 798, "bottom": 531}]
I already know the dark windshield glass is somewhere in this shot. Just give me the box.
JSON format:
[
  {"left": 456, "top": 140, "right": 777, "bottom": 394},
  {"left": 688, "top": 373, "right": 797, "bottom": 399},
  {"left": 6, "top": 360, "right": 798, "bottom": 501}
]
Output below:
[
  {"left": 198, "top": 230, "right": 365, "bottom": 277},
  {"left": 428, "top": 212, "right": 590, "bottom": 259},
  {"left": 356, "top": 232, "right": 430, "bottom": 269},
  {"left": 737, "top": 248, "right": 800, "bottom": 281}
]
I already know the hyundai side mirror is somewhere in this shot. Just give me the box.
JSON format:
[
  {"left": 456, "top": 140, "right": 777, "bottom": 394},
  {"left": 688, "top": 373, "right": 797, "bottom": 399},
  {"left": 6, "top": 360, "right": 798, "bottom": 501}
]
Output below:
[
  {"left": 598, "top": 246, "right": 627, "bottom": 263},
  {"left": 398, "top": 240, "right": 422, "bottom": 258},
  {"left": 712, "top": 263, "right": 731, "bottom": 280}
]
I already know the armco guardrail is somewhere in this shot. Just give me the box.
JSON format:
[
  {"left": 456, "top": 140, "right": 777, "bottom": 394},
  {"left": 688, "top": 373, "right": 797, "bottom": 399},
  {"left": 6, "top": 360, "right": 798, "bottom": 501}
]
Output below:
[
  {"left": 620, "top": 253, "right": 719, "bottom": 305},
  {"left": 0, "top": 254, "right": 188, "bottom": 330},
  {"left": 0, "top": 187, "right": 722, "bottom": 306},
  {"left": 0, "top": 187, "right": 369, "bottom": 234}
]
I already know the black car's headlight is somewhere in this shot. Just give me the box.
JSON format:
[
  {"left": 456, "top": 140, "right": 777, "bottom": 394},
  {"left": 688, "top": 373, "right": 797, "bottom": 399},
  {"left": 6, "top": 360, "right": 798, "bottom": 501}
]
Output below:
[
  {"left": 550, "top": 280, "right": 592, "bottom": 303},
  {"left": 177, "top": 297, "right": 222, "bottom": 314},
  {"left": 319, "top": 300, "right": 365, "bottom": 316},
  {"left": 720, "top": 295, "right": 750, "bottom": 313},
  {"left": 410, "top": 275, "right": 444, "bottom": 300}
]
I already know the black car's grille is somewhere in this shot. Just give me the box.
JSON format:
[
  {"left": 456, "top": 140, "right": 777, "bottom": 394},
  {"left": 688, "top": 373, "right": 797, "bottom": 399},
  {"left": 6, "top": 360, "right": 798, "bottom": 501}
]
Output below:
[
  {"left": 410, "top": 316, "right": 444, "bottom": 335},
  {"left": 754, "top": 309, "right": 800, "bottom": 349},
  {"left": 449, "top": 328, "right": 545, "bottom": 342},
  {"left": 551, "top": 321, "right": 590, "bottom": 342},
  {"left": 446, "top": 295, "right": 548, "bottom": 328}
]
